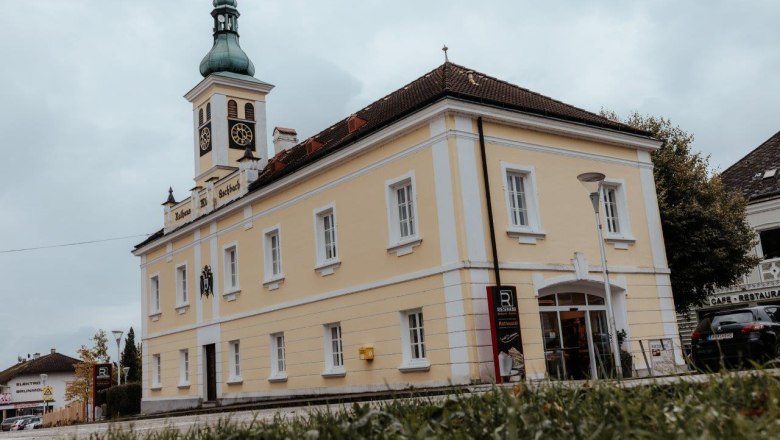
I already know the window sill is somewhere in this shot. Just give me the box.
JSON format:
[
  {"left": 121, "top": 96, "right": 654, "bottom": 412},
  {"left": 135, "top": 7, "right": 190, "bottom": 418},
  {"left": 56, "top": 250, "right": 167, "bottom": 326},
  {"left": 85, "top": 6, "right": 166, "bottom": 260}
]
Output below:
[
  {"left": 222, "top": 288, "right": 241, "bottom": 302},
  {"left": 268, "top": 374, "right": 288, "bottom": 383},
  {"left": 315, "top": 260, "right": 341, "bottom": 277},
  {"left": 175, "top": 304, "right": 190, "bottom": 315},
  {"left": 321, "top": 368, "right": 347, "bottom": 378},
  {"left": 506, "top": 229, "right": 546, "bottom": 245},
  {"left": 398, "top": 360, "right": 431, "bottom": 373},
  {"left": 605, "top": 236, "right": 635, "bottom": 250},
  {"left": 387, "top": 237, "right": 422, "bottom": 257},
  {"left": 226, "top": 377, "right": 243, "bottom": 385},
  {"left": 177, "top": 382, "right": 190, "bottom": 389},
  {"left": 149, "top": 312, "right": 162, "bottom": 322},
  {"left": 150, "top": 386, "right": 162, "bottom": 391},
  {"left": 263, "top": 276, "right": 285, "bottom": 291}
]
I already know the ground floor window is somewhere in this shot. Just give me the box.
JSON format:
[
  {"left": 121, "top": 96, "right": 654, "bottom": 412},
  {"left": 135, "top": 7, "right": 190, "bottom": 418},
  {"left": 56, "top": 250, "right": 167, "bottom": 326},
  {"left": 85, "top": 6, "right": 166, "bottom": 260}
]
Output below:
[{"left": 539, "top": 292, "right": 613, "bottom": 380}]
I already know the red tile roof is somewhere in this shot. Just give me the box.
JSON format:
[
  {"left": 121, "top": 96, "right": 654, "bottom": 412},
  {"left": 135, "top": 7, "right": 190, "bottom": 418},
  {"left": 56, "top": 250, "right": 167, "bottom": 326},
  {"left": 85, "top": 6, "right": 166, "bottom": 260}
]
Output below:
[{"left": 721, "top": 130, "right": 780, "bottom": 202}]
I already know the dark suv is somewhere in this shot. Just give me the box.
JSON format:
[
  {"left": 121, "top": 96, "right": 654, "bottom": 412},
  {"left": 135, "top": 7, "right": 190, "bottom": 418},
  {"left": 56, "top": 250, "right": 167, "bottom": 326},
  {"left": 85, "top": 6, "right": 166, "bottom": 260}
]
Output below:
[{"left": 691, "top": 306, "right": 780, "bottom": 371}]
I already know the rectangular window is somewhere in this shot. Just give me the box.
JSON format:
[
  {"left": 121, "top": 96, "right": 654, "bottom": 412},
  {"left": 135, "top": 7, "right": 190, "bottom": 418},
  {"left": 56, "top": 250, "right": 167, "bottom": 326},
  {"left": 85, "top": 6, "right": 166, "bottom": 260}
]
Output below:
[
  {"left": 150, "top": 276, "right": 160, "bottom": 314},
  {"left": 264, "top": 228, "right": 283, "bottom": 281},
  {"left": 602, "top": 186, "right": 621, "bottom": 234},
  {"left": 506, "top": 172, "right": 528, "bottom": 227},
  {"left": 152, "top": 354, "right": 161, "bottom": 387},
  {"left": 315, "top": 205, "right": 339, "bottom": 267},
  {"left": 407, "top": 311, "right": 426, "bottom": 360},
  {"left": 270, "top": 332, "right": 286, "bottom": 379},
  {"left": 396, "top": 182, "right": 416, "bottom": 238},
  {"left": 224, "top": 245, "right": 239, "bottom": 290},
  {"left": 400, "top": 309, "right": 428, "bottom": 371},
  {"left": 176, "top": 265, "right": 187, "bottom": 305},
  {"left": 229, "top": 340, "right": 241, "bottom": 380},
  {"left": 760, "top": 228, "right": 780, "bottom": 260},
  {"left": 179, "top": 349, "right": 189, "bottom": 385},
  {"left": 324, "top": 323, "right": 344, "bottom": 374}
]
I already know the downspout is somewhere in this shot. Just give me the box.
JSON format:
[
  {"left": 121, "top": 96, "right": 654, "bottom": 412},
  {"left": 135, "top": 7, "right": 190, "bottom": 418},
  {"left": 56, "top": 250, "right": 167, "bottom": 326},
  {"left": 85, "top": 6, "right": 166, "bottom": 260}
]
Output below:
[{"left": 477, "top": 117, "right": 501, "bottom": 286}]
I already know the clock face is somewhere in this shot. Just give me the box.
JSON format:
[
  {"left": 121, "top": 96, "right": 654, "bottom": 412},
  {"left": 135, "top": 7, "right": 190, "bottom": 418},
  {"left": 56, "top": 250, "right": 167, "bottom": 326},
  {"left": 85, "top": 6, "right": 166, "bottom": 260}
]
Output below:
[
  {"left": 199, "top": 124, "right": 212, "bottom": 156},
  {"left": 230, "top": 123, "right": 253, "bottom": 147}
]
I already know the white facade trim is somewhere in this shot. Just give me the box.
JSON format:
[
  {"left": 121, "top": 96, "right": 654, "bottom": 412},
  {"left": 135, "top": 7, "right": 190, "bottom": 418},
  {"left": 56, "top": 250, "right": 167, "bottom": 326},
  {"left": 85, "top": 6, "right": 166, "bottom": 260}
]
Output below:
[
  {"left": 312, "top": 202, "right": 340, "bottom": 272},
  {"left": 500, "top": 162, "right": 544, "bottom": 240},
  {"left": 384, "top": 171, "right": 421, "bottom": 254},
  {"left": 455, "top": 115, "right": 487, "bottom": 262}
]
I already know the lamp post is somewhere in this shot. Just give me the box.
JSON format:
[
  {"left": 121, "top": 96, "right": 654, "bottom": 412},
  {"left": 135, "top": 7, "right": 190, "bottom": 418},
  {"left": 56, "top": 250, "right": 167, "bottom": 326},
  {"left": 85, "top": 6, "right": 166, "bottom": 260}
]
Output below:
[
  {"left": 577, "top": 172, "right": 623, "bottom": 379},
  {"left": 111, "top": 330, "right": 124, "bottom": 385},
  {"left": 40, "top": 374, "right": 48, "bottom": 414},
  {"left": 122, "top": 367, "right": 130, "bottom": 384}
]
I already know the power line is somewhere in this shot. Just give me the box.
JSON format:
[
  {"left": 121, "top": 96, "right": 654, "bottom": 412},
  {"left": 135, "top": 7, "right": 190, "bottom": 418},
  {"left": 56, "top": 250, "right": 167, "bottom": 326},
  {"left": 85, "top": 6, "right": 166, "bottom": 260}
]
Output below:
[{"left": 0, "top": 234, "right": 151, "bottom": 254}]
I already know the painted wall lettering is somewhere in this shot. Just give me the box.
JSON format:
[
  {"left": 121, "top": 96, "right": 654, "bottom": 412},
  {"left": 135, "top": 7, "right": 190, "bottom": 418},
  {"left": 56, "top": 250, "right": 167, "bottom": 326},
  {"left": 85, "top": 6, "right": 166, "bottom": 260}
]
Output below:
[{"left": 218, "top": 181, "right": 240, "bottom": 199}]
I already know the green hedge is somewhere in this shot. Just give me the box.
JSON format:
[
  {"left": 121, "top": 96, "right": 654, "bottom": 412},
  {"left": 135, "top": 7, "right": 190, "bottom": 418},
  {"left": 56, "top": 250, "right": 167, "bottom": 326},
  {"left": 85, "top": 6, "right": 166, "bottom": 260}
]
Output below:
[{"left": 100, "top": 383, "right": 141, "bottom": 418}]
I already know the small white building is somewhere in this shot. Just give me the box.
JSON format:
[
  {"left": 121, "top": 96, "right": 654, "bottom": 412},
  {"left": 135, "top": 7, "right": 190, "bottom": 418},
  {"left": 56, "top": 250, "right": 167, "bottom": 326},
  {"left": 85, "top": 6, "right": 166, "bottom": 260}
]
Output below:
[{"left": 0, "top": 350, "right": 78, "bottom": 420}]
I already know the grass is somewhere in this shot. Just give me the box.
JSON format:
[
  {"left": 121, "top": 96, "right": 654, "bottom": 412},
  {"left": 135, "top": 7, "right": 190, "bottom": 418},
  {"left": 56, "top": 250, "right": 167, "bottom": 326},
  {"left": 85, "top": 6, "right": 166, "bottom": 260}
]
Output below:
[{"left": 84, "top": 372, "right": 780, "bottom": 439}]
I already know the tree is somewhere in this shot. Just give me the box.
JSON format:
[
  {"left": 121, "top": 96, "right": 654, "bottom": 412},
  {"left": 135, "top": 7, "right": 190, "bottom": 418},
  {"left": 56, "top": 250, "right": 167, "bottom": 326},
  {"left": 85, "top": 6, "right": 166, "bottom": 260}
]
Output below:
[
  {"left": 601, "top": 111, "right": 759, "bottom": 311},
  {"left": 120, "top": 327, "right": 142, "bottom": 383},
  {"left": 64, "top": 345, "right": 96, "bottom": 415},
  {"left": 92, "top": 330, "right": 110, "bottom": 363}
]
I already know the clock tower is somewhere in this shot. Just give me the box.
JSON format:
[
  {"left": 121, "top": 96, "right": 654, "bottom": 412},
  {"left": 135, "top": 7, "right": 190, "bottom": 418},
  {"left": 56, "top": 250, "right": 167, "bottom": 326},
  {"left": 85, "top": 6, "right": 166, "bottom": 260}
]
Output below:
[{"left": 184, "top": 0, "right": 273, "bottom": 187}]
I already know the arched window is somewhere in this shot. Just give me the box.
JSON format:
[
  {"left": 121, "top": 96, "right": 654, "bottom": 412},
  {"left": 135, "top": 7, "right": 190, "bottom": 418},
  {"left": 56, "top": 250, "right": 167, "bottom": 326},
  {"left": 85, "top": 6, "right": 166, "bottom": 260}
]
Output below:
[
  {"left": 245, "top": 103, "right": 255, "bottom": 121},
  {"left": 206, "top": 103, "right": 211, "bottom": 121},
  {"left": 228, "top": 100, "right": 238, "bottom": 119},
  {"left": 199, "top": 109, "right": 204, "bottom": 126}
]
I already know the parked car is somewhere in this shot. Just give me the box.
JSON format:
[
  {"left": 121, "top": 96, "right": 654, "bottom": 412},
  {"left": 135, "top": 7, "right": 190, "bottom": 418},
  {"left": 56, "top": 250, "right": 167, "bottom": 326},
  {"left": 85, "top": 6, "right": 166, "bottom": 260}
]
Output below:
[
  {"left": 24, "top": 416, "right": 42, "bottom": 430},
  {"left": 1, "top": 416, "right": 30, "bottom": 431},
  {"left": 691, "top": 306, "right": 780, "bottom": 371},
  {"left": 8, "top": 416, "right": 35, "bottom": 431}
]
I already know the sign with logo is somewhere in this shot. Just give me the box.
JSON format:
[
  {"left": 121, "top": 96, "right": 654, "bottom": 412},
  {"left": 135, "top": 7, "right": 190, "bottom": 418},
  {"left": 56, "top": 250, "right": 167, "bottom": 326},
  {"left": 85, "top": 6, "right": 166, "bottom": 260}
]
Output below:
[
  {"left": 92, "top": 363, "right": 112, "bottom": 409},
  {"left": 486, "top": 285, "right": 525, "bottom": 382},
  {"left": 42, "top": 386, "right": 54, "bottom": 402},
  {"left": 201, "top": 265, "right": 214, "bottom": 298}
]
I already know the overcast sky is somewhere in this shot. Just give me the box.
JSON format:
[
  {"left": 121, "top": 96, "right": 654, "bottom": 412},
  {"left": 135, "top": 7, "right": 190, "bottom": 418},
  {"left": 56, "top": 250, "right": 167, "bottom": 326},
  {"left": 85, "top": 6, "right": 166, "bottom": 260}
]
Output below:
[{"left": 0, "top": 0, "right": 778, "bottom": 366}]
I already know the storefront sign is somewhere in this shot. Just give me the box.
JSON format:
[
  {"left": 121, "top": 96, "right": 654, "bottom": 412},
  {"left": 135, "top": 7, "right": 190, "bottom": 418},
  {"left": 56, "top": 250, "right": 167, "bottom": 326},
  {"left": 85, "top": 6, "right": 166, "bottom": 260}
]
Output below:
[
  {"left": 92, "top": 363, "right": 112, "bottom": 408},
  {"left": 707, "top": 289, "right": 780, "bottom": 306},
  {"left": 0, "top": 393, "right": 11, "bottom": 404},
  {"left": 15, "top": 380, "right": 42, "bottom": 395},
  {"left": 486, "top": 286, "right": 525, "bottom": 383}
]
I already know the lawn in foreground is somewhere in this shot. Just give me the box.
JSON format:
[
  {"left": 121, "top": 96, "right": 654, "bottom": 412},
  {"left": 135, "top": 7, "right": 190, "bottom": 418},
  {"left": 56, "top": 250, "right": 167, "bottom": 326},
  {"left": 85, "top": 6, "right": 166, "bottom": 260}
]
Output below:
[{"left": 88, "top": 372, "right": 780, "bottom": 439}]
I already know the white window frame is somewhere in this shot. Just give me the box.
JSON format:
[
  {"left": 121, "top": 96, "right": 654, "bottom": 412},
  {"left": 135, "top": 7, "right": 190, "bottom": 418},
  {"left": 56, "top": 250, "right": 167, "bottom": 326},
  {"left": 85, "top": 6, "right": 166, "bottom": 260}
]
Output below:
[
  {"left": 385, "top": 171, "right": 422, "bottom": 256},
  {"left": 263, "top": 225, "right": 284, "bottom": 290},
  {"left": 222, "top": 242, "right": 240, "bottom": 301},
  {"left": 149, "top": 274, "right": 161, "bottom": 319},
  {"left": 152, "top": 354, "right": 161, "bottom": 389},
  {"left": 399, "top": 308, "right": 430, "bottom": 372},
  {"left": 175, "top": 264, "right": 189, "bottom": 314},
  {"left": 178, "top": 349, "right": 190, "bottom": 387},
  {"left": 269, "top": 332, "right": 287, "bottom": 382},
  {"left": 600, "top": 179, "right": 634, "bottom": 248},
  {"left": 313, "top": 203, "right": 341, "bottom": 276},
  {"left": 500, "top": 163, "right": 544, "bottom": 244},
  {"left": 322, "top": 323, "right": 346, "bottom": 377},
  {"left": 228, "top": 340, "right": 242, "bottom": 383}
]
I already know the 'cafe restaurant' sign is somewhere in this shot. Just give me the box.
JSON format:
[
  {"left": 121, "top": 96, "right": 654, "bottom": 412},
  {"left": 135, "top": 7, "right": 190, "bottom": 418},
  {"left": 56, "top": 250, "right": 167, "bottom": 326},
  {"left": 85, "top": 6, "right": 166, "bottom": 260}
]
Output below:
[{"left": 708, "top": 289, "right": 780, "bottom": 307}]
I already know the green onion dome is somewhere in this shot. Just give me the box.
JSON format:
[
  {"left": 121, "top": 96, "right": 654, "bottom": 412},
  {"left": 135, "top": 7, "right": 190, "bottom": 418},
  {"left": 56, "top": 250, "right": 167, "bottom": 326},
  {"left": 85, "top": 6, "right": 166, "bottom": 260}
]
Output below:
[{"left": 199, "top": 0, "right": 255, "bottom": 78}]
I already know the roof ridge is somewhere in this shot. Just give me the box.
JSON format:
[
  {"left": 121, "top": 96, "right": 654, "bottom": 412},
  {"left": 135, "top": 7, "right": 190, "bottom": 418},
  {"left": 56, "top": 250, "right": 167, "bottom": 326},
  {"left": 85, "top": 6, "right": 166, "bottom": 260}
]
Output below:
[
  {"left": 444, "top": 61, "right": 631, "bottom": 129},
  {"left": 721, "top": 129, "right": 780, "bottom": 177}
]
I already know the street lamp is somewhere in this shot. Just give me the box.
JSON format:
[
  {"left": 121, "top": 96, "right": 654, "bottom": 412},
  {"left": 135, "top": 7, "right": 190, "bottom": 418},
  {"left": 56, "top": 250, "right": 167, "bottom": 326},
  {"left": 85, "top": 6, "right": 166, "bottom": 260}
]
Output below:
[
  {"left": 577, "top": 172, "right": 623, "bottom": 379},
  {"left": 111, "top": 330, "right": 124, "bottom": 385},
  {"left": 122, "top": 367, "right": 130, "bottom": 384}
]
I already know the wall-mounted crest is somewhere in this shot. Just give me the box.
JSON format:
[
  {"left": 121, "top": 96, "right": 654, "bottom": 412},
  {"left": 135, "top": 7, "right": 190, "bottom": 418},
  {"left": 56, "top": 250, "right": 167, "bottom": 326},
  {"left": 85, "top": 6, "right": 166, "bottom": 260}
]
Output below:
[{"left": 200, "top": 265, "right": 214, "bottom": 298}]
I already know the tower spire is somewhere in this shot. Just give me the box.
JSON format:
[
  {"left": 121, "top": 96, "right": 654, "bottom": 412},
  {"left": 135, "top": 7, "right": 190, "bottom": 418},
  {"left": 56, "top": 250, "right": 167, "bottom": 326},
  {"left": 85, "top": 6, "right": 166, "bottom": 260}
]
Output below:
[{"left": 199, "top": 0, "right": 256, "bottom": 78}]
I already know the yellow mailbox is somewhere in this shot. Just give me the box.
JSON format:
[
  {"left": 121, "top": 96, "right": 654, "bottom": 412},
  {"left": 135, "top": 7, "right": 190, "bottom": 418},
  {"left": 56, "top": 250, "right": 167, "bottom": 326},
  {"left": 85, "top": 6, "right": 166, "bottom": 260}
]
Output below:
[{"left": 359, "top": 346, "right": 375, "bottom": 360}]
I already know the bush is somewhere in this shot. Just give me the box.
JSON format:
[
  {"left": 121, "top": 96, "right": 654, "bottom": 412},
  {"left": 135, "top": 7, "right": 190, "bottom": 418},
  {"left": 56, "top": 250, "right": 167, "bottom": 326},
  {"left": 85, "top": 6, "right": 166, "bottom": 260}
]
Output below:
[{"left": 101, "top": 383, "right": 141, "bottom": 418}]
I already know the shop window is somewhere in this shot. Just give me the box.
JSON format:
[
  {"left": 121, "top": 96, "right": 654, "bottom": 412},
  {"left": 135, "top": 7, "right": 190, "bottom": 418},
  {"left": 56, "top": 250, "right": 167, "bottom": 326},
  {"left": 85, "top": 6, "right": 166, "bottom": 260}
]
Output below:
[{"left": 760, "top": 228, "right": 780, "bottom": 260}]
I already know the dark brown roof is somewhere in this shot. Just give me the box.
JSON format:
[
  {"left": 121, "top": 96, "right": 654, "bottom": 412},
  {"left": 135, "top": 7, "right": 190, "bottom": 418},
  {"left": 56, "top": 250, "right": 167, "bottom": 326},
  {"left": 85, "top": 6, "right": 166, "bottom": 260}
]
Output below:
[
  {"left": 0, "top": 353, "right": 80, "bottom": 384},
  {"left": 721, "top": 130, "right": 780, "bottom": 202},
  {"left": 135, "top": 62, "right": 652, "bottom": 250}
]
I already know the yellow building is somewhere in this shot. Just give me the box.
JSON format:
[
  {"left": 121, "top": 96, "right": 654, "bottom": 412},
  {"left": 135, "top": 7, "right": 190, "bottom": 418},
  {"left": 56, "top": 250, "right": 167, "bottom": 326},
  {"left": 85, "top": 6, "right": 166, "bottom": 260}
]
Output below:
[{"left": 133, "top": 0, "right": 681, "bottom": 413}]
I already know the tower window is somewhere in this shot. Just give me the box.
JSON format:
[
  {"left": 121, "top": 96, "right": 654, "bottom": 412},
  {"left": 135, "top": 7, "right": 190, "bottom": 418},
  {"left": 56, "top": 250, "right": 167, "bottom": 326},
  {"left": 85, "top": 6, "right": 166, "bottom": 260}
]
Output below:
[
  {"left": 206, "top": 103, "right": 211, "bottom": 121},
  {"left": 199, "top": 109, "right": 204, "bottom": 126},
  {"left": 245, "top": 103, "right": 255, "bottom": 121},
  {"left": 228, "top": 100, "right": 238, "bottom": 119}
]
